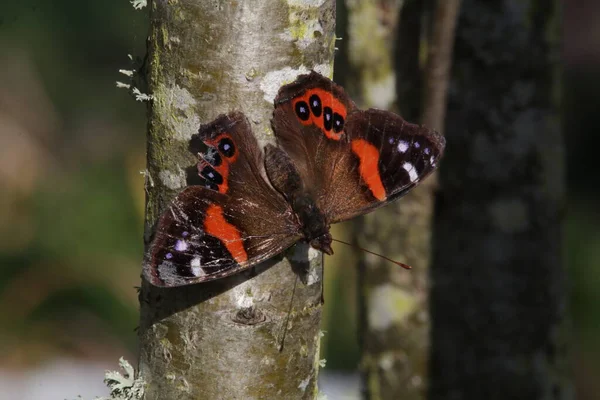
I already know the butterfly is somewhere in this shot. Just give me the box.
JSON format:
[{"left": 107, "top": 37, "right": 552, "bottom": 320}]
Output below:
[{"left": 144, "top": 71, "right": 445, "bottom": 287}]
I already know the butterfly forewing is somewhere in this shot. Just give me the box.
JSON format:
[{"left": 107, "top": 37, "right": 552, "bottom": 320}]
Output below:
[
  {"left": 272, "top": 72, "right": 445, "bottom": 224},
  {"left": 144, "top": 114, "right": 301, "bottom": 287}
]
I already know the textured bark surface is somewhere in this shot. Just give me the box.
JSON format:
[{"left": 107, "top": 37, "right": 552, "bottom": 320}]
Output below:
[
  {"left": 138, "top": 1, "right": 336, "bottom": 399},
  {"left": 430, "top": 1, "right": 572, "bottom": 399},
  {"left": 338, "top": 1, "right": 454, "bottom": 399}
]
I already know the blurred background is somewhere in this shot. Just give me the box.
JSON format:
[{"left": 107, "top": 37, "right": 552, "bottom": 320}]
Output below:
[{"left": 0, "top": 1, "right": 597, "bottom": 399}]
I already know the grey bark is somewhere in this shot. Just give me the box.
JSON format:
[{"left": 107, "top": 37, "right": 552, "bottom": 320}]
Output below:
[
  {"left": 138, "top": 1, "right": 336, "bottom": 399},
  {"left": 430, "top": 1, "right": 572, "bottom": 399}
]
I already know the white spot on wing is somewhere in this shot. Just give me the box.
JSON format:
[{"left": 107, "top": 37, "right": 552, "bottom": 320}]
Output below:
[
  {"left": 402, "top": 162, "right": 419, "bottom": 183},
  {"left": 191, "top": 257, "right": 204, "bottom": 277},
  {"left": 175, "top": 240, "right": 188, "bottom": 252},
  {"left": 397, "top": 140, "right": 409, "bottom": 153}
]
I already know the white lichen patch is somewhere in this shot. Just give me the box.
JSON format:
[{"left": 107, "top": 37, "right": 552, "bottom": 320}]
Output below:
[
  {"left": 260, "top": 355, "right": 275, "bottom": 366},
  {"left": 159, "top": 169, "right": 186, "bottom": 190},
  {"left": 119, "top": 69, "right": 134, "bottom": 77},
  {"left": 298, "top": 375, "right": 312, "bottom": 392},
  {"left": 280, "top": 10, "right": 324, "bottom": 50},
  {"left": 171, "top": 84, "right": 197, "bottom": 111},
  {"left": 366, "top": 73, "right": 396, "bottom": 109},
  {"left": 305, "top": 266, "right": 320, "bottom": 286},
  {"left": 132, "top": 87, "right": 153, "bottom": 102},
  {"left": 368, "top": 284, "right": 416, "bottom": 331},
  {"left": 260, "top": 64, "right": 331, "bottom": 103},
  {"left": 313, "top": 64, "right": 332, "bottom": 79},
  {"left": 231, "top": 284, "right": 254, "bottom": 308},
  {"left": 378, "top": 352, "right": 395, "bottom": 371},
  {"left": 288, "top": 242, "right": 321, "bottom": 265},
  {"left": 489, "top": 198, "right": 529, "bottom": 234},
  {"left": 131, "top": 0, "right": 147, "bottom": 10},
  {"left": 155, "top": 83, "right": 200, "bottom": 140},
  {"left": 287, "top": 0, "right": 325, "bottom": 6},
  {"left": 97, "top": 357, "right": 145, "bottom": 400},
  {"left": 308, "top": 246, "right": 321, "bottom": 261}
]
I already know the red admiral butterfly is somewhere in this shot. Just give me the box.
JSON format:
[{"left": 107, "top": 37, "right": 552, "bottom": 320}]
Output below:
[{"left": 144, "top": 72, "right": 445, "bottom": 286}]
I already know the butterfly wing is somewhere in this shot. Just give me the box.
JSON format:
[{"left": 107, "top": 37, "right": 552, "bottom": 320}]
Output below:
[
  {"left": 145, "top": 113, "right": 301, "bottom": 287},
  {"left": 330, "top": 108, "right": 445, "bottom": 221},
  {"left": 272, "top": 72, "right": 445, "bottom": 224}
]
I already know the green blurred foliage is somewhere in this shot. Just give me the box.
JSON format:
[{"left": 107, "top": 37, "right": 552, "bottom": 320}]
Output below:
[{"left": 0, "top": 1, "right": 147, "bottom": 365}]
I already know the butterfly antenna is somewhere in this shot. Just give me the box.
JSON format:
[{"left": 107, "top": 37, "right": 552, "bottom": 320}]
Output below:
[
  {"left": 331, "top": 238, "right": 412, "bottom": 270},
  {"left": 278, "top": 274, "right": 299, "bottom": 352}
]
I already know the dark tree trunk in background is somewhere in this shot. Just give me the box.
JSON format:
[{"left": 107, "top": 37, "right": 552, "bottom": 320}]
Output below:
[
  {"left": 430, "top": 1, "right": 572, "bottom": 399},
  {"left": 138, "top": 1, "right": 336, "bottom": 399}
]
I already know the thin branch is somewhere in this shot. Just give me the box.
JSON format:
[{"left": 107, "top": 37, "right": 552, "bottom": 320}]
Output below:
[{"left": 421, "top": 0, "right": 462, "bottom": 132}]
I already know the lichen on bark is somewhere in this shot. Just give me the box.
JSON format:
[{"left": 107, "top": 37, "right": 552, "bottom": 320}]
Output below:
[{"left": 138, "top": 1, "right": 336, "bottom": 399}]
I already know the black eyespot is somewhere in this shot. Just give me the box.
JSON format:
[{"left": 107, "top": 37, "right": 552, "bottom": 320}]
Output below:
[
  {"left": 200, "top": 165, "right": 223, "bottom": 184},
  {"left": 323, "top": 107, "right": 333, "bottom": 131},
  {"left": 218, "top": 138, "right": 235, "bottom": 158},
  {"left": 295, "top": 101, "right": 310, "bottom": 121},
  {"left": 309, "top": 94, "right": 322, "bottom": 117},
  {"left": 332, "top": 113, "right": 344, "bottom": 133},
  {"left": 204, "top": 182, "right": 219, "bottom": 191},
  {"left": 207, "top": 149, "right": 222, "bottom": 167}
]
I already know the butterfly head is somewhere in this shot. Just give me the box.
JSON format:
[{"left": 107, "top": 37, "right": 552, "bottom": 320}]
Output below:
[{"left": 309, "top": 233, "right": 333, "bottom": 256}]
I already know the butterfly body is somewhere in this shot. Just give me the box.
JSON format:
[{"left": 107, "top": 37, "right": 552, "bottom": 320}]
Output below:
[
  {"left": 264, "top": 144, "right": 334, "bottom": 255},
  {"left": 144, "top": 72, "right": 445, "bottom": 287}
]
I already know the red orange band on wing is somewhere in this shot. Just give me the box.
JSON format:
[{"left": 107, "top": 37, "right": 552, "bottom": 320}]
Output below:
[
  {"left": 292, "top": 88, "right": 347, "bottom": 141},
  {"left": 204, "top": 204, "right": 248, "bottom": 264},
  {"left": 351, "top": 139, "right": 386, "bottom": 201}
]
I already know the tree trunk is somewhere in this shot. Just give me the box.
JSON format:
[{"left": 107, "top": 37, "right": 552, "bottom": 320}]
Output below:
[
  {"left": 338, "top": 1, "right": 459, "bottom": 399},
  {"left": 350, "top": 1, "right": 429, "bottom": 397},
  {"left": 138, "top": 1, "right": 336, "bottom": 399},
  {"left": 430, "top": 1, "right": 572, "bottom": 399}
]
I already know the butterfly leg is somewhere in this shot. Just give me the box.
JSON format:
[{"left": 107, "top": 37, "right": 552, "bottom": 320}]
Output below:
[{"left": 320, "top": 262, "right": 325, "bottom": 305}]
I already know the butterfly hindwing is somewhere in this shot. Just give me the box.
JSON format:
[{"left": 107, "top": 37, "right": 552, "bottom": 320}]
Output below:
[{"left": 332, "top": 108, "right": 445, "bottom": 221}]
